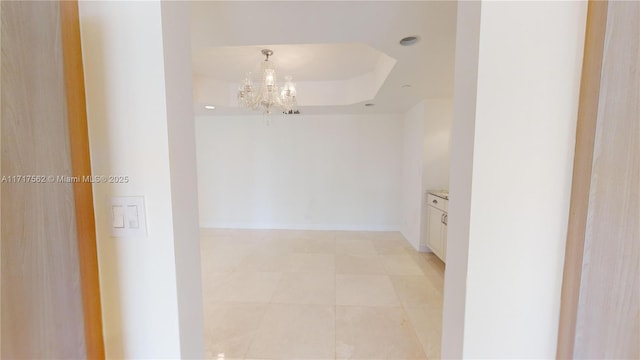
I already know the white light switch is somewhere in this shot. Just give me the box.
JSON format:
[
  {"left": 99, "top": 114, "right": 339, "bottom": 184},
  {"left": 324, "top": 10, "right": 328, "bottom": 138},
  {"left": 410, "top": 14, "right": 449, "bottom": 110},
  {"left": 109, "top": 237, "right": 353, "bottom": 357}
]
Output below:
[
  {"left": 109, "top": 196, "right": 147, "bottom": 237},
  {"left": 112, "top": 205, "right": 125, "bottom": 228},
  {"left": 127, "top": 205, "right": 139, "bottom": 229}
]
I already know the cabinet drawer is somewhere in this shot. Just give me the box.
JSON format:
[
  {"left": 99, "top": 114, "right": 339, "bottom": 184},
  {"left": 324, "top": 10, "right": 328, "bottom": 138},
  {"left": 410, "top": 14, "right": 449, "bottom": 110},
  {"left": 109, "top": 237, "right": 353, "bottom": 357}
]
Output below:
[{"left": 427, "top": 194, "right": 448, "bottom": 212}]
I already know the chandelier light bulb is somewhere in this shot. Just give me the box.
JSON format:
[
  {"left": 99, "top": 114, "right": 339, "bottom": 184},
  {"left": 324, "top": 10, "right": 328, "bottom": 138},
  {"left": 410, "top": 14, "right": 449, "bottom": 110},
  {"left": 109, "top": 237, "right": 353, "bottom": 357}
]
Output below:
[{"left": 265, "top": 70, "right": 275, "bottom": 87}]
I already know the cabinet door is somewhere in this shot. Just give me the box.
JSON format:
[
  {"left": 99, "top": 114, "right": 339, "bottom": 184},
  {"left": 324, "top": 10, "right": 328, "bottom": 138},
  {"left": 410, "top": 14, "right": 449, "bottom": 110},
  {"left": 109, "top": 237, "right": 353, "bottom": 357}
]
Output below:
[
  {"left": 442, "top": 215, "right": 448, "bottom": 262},
  {"left": 427, "top": 206, "right": 444, "bottom": 258}
]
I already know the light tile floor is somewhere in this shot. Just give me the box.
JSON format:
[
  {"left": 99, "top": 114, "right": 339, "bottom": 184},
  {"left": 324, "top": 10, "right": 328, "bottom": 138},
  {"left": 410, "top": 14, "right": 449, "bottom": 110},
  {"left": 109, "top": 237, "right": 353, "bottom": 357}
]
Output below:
[{"left": 200, "top": 229, "right": 445, "bottom": 360}]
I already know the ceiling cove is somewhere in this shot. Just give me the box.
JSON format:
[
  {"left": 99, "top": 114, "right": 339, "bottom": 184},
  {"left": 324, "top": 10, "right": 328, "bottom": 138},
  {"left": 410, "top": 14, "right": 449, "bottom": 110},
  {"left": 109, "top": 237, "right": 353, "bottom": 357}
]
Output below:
[{"left": 190, "top": 1, "right": 458, "bottom": 115}]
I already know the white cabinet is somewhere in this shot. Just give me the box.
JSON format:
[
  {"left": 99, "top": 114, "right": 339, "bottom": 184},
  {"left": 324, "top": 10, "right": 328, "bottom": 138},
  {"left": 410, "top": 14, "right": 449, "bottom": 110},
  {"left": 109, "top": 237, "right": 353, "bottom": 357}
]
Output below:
[{"left": 426, "top": 194, "right": 448, "bottom": 262}]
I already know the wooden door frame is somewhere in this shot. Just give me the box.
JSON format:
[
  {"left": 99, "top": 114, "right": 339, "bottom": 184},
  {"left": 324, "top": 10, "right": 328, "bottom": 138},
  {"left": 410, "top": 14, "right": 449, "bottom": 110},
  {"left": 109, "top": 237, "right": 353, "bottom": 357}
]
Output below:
[
  {"left": 60, "top": 1, "right": 105, "bottom": 358},
  {"left": 556, "top": 1, "right": 608, "bottom": 357},
  {"left": 557, "top": 0, "right": 639, "bottom": 355}
]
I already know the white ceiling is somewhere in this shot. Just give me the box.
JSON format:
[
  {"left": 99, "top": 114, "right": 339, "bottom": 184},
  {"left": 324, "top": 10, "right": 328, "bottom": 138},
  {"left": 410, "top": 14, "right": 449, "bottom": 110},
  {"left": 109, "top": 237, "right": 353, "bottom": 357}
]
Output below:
[
  {"left": 193, "top": 43, "right": 383, "bottom": 81},
  {"left": 190, "top": 1, "right": 458, "bottom": 115}
]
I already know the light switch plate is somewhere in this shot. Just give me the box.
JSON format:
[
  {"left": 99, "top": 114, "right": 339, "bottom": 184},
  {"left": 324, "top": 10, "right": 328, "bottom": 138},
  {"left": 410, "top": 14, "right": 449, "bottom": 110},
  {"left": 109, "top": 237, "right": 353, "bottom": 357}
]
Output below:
[
  {"left": 109, "top": 196, "right": 147, "bottom": 237},
  {"left": 112, "top": 205, "right": 125, "bottom": 228}
]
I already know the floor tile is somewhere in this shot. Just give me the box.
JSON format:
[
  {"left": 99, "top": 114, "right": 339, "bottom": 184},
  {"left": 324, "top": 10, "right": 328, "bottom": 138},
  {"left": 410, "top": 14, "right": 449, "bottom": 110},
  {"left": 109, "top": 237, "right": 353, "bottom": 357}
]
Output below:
[
  {"left": 405, "top": 304, "right": 443, "bottom": 360},
  {"left": 335, "top": 254, "right": 386, "bottom": 275},
  {"left": 336, "top": 274, "right": 399, "bottom": 306},
  {"left": 372, "top": 238, "right": 413, "bottom": 255},
  {"left": 256, "top": 237, "right": 298, "bottom": 254},
  {"left": 365, "top": 231, "right": 406, "bottom": 242},
  {"left": 235, "top": 252, "right": 294, "bottom": 272},
  {"left": 288, "top": 253, "right": 336, "bottom": 273},
  {"left": 200, "top": 229, "right": 444, "bottom": 359},
  {"left": 229, "top": 229, "right": 269, "bottom": 241},
  {"left": 202, "top": 234, "right": 261, "bottom": 251},
  {"left": 335, "top": 306, "right": 426, "bottom": 359},
  {"left": 390, "top": 275, "right": 442, "bottom": 306},
  {"left": 334, "top": 231, "right": 368, "bottom": 240},
  {"left": 335, "top": 238, "right": 378, "bottom": 256},
  {"left": 381, "top": 254, "right": 425, "bottom": 276},
  {"left": 262, "top": 229, "right": 312, "bottom": 240},
  {"left": 246, "top": 304, "right": 335, "bottom": 359},
  {"left": 413, "top": 253, "right": 446, "bottom": 290},
  {"left": 209, "top": 272, "right": 282, "bottom": 303},
  {"left": 305, "top": 229, "right": 337, "bottom": 240},
  {"left": 201, "top": 249, "right": 248, "bottom": 273},
  {"left": 290, "top": 237, "right": 336, "bottom": 254},
  {"left": 200, "top": 228, "right": 236, "bottom": 237},
  {"left": 203, "top": 303, "right": 267, "bottom": 358},
  {"left": 336, "top": 358, "right": 426, "bottom": 360},
  {"left": 270, "top": 272, "right": 335, "bottom": 305}
]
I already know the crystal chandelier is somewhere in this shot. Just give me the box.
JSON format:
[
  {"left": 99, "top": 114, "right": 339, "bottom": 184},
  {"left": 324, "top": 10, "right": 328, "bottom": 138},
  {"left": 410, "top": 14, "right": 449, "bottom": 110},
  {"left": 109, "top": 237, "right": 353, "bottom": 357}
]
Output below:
[{"left": 237, "top": 49, "right": 298, "bottom": 115}]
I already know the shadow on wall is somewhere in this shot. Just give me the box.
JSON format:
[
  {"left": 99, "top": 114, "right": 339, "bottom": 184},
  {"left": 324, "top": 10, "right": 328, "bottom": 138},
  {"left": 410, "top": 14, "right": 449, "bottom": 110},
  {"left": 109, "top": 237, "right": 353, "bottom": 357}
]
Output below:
[{"left": 78, "top": 16, "right": 126, "bottom": 356}]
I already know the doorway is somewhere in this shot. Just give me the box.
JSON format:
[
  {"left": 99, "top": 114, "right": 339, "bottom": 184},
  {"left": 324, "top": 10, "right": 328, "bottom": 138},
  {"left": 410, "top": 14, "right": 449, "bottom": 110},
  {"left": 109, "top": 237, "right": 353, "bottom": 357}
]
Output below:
[{"left": 190, "top": 2, "right": 455, "bottom": 358}]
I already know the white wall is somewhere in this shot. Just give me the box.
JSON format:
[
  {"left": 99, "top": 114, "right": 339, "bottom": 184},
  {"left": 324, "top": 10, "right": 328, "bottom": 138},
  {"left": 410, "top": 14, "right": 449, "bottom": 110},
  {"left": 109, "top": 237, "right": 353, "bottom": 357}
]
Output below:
[
  {"left": 401, "top": 99, "right": 453, "bottom": 251},
  {"left": 440, "top": 1, "right": 481, "bottom": 357},
  {"left": 420, "top": 98, "right": 453, "bottom": 252},
  {"left": 160, "top": 2, "right": 206, "bottom": 357},
  {"left": 79, "top": 2, "right": 204, "bottom": 358},
  {"left": 400, "top": 101, "right": 426, "bottom": 249},
  {"left": 422, "top": 98, "right": 453, "bottom": 191},
  {"left": 442, "top": 1, "right": 587, "bottom": 358},
  {"left": 195, "top": 114, "right": 402, "bottom": 231}
]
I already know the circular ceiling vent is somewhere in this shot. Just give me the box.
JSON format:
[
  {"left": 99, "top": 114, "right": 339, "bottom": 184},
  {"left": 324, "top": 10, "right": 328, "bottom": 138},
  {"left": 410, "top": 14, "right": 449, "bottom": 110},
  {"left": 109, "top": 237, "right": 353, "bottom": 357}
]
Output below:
[{"left": 399, "top": 36, "right": 420, "bottom": 46}]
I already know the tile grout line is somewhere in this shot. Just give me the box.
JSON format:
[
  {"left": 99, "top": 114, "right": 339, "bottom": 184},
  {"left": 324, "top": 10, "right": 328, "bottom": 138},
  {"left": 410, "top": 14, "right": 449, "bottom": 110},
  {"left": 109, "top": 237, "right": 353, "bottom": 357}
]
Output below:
[
  {"left": 243, "top": 229, "right": 279, "bottom": 359},
  {"left": 400, "top": 303, "right": 431, "bottom": 359},
  {"left": 241, "top": 272, "right": 283, "bottom": 359},
  {"left": 333, "top": 233, "right": 338, "bottom": 360}
]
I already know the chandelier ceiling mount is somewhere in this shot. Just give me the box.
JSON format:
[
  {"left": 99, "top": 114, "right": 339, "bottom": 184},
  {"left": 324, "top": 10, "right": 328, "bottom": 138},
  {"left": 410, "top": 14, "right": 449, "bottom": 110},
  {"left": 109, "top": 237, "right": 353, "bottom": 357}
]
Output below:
[{"left": 261, "top": 48, "right": 273, "bottom": 59}]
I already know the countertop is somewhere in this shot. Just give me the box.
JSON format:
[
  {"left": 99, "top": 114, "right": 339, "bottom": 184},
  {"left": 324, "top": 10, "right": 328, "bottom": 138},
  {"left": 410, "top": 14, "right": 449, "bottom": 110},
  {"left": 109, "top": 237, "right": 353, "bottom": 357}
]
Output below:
[{"left": 428, "top": 190, "right": 449, "bottom": 200}]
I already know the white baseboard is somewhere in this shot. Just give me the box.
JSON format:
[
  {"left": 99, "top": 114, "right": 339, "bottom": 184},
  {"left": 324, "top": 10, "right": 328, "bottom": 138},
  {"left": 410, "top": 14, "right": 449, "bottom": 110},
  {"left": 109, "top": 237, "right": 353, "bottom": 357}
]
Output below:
[
  {"left": 400, "top": 230, "right": 422, "bottom": 251},
  {"left": 200, "top": 222, "right": 400, "bottom": 232}
]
